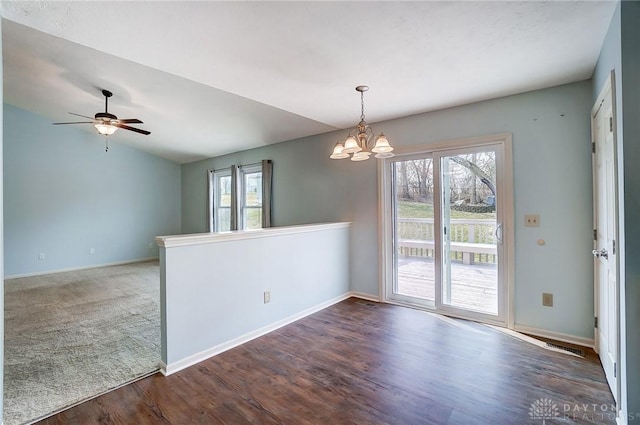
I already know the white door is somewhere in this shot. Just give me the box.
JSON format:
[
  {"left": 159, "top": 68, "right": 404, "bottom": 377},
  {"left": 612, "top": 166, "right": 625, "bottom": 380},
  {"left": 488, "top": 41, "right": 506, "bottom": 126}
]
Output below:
[{"left": 592, "top": 73, "right": 618, "bottom": 401}]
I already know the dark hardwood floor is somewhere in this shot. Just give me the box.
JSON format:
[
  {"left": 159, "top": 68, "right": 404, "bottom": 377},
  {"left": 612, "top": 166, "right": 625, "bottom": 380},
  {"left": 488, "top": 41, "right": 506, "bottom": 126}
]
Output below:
[{"left": 37, "top": 298, "right": 615, "bottom": 425}]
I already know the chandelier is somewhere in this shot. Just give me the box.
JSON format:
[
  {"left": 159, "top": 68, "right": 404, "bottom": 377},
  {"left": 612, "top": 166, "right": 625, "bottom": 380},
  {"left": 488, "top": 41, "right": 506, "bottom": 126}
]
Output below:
[{"left": 330, "top": 85, "right": 394, "bottom": 161}]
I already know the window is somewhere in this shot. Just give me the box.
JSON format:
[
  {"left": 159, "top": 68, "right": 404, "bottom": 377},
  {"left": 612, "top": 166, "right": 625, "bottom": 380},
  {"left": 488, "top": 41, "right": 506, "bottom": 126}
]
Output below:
[
  {"left": 240, "top": 165, "right": 263, "bottom": 230},
  {"left": 208, "top": 160, "right": 272, "bottom": 232},
  {"left": 214, "top": 170, "right": 232, "bottom": 232}
]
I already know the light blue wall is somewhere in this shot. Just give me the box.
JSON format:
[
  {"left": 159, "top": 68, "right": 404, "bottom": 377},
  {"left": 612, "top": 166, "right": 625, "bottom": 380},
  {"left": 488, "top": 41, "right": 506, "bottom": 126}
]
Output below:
[
  {"left": 0, "top": 12, "right": 5, "bottom": 423},
  {"left": 619, "top": 2, "right": 640, "bottom": 417},
  {"left": 592, "top": 1, "right": 640, "bottom": 419},
  {"left": 593, "top": 3, "right": 621, "bottom": 102},
  {"left": 382, "top": 82, "right": 594, "bottom": 339},
  {"left": 3, "top": 104, "right": 182, "bottom": 277},
  {"left": 181, "top": 137, "right": 351, "bottom": 233},
  {"left": 182, "top": 80, "right": 595, "bottom": 339}
]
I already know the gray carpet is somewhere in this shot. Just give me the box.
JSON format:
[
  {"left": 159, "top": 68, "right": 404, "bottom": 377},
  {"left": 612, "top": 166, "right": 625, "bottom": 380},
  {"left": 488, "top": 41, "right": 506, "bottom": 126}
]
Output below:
[{"left": 4, "top": 261, "right": 161, "bottom": 425}]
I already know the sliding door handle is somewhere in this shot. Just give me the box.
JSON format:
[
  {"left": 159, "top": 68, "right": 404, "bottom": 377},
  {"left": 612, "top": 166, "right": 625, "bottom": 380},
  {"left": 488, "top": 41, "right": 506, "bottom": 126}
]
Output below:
[{"left": 495, "top": 222, "right": 503, "bottom": 245}]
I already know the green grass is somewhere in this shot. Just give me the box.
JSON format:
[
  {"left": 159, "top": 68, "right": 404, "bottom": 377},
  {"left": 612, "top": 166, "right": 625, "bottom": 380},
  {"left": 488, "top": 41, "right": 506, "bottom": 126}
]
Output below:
[
  {"left": 397, "top": 201, "right": 496, "bottom": 219},
  {"left": 245, "top": 208, "right": 262, "bottom": 230}
]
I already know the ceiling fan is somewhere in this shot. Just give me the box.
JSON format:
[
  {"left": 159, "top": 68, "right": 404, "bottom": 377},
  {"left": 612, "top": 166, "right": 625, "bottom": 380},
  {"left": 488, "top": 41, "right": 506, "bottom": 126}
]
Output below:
[{"left": 53, "top": 89, "right": 151, "bottom": 137}]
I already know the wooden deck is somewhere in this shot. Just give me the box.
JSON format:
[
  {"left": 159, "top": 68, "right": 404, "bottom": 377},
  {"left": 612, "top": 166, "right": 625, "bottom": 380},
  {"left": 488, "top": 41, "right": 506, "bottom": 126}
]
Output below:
[{"left": 397, "top": 255, "right": 497, "bottom": 314}]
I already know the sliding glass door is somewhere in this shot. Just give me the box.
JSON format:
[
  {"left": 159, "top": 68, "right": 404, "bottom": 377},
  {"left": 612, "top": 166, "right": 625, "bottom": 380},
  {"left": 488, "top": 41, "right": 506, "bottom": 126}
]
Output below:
[
  {"left": 384, "top": 137, "right": 511, "bottom": 325},
  {"left": 439, "top": 149, "right": 501, "bottom": 317},
  {"left": 391, "top": 156, "right": 436, "bottom": 305}
]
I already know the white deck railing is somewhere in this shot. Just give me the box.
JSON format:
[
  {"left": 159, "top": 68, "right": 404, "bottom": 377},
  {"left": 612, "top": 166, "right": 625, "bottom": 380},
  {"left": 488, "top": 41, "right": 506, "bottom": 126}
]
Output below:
[{"left": 397, "top": 218, "right": 497, "bottom": 264}]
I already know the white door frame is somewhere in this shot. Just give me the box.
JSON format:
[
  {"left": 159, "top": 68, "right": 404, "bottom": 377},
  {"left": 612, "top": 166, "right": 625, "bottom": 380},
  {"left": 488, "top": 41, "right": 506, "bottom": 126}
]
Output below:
[
  {"left": 378, "top": 133, "right": 515, "bottom": 328},
  {"left": 591, "top": 70, "right": 621, "bottom": 404}
]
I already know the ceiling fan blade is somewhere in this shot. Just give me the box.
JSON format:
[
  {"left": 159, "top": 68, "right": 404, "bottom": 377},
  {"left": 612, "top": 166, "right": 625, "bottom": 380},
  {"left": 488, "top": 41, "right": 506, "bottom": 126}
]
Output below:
[
  {"left": 115, "top": 123, "right": 151, "bottom": 135},
  {"left": 53, "top": 121, "right": 93, "bottom": 125},
  {"left": 117, "top": 118, "right": 143, "bottom": 124},
  {"left": 68, "top": 112, "right": 95, "bottom": 120}
]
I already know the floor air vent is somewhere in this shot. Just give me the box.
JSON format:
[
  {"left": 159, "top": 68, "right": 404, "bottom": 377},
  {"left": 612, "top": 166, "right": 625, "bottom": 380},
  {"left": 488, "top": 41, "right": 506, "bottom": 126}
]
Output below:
[{"left": 546, "top": 342, "right": 585, "bottom": 357}]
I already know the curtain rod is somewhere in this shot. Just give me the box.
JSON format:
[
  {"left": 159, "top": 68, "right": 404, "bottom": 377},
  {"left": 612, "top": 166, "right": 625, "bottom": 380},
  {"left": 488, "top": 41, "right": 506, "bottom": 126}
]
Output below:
[{"left": 209, "top": 160, "right": 270, "bottom": 174}]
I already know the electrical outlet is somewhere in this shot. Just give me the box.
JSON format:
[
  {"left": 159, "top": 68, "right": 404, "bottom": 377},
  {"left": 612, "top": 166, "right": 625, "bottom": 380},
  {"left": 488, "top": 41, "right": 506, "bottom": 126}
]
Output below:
[
  {"left": 38, "top": 253, "right": 45, "bottom": 260},
  {"left": 525, "top": 214, "right": 540, "bottom": 227},
  {"left": 542, "top": 293, "right": 553, "bottom": 307},
  {"left": 264, "top": 291, "right": 271, "bottom": 304},
  {"left": 89, "top": 248, "right": 96, "bottom": 255}
]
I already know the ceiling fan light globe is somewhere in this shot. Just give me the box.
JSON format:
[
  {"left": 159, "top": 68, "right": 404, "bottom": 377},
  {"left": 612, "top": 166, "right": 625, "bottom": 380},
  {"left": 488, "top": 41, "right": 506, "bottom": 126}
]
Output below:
[{"left": 95, "top": 123, "right": 118, "bottom": 136}]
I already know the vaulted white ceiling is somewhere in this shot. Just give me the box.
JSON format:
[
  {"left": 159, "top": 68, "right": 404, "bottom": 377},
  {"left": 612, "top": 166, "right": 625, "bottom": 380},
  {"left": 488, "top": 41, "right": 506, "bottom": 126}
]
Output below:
[{"left": 2, "top": 1, "right": 617, "bottom": 163}]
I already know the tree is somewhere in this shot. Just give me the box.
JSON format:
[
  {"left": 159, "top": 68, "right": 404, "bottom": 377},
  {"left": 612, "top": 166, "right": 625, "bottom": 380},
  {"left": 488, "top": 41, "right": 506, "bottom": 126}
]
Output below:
[
  {"left": 450, "top": 156, "right": 496, "bottom": 197},
  {"left": 397, "top": 161, "right": 410, "bottom": 199},
  {"left": 408, "top": 159, "right": 432, "bottom": 201}
]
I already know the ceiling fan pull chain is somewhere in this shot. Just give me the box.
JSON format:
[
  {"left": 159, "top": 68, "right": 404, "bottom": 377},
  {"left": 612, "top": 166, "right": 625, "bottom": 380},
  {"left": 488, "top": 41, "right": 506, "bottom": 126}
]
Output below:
[{"left": 105, "top": 137, "right": 109, "bottom": 152}]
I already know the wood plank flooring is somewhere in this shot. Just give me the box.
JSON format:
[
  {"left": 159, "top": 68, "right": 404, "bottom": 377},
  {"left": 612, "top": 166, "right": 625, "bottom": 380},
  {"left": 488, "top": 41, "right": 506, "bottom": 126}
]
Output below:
[{"left": 37, "top": 298, "right": 615, "bottom": 425}]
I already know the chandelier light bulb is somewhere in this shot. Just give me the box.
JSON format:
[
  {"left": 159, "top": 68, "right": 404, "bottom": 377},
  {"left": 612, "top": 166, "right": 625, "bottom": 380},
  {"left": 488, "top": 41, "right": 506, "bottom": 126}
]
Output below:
[
  {"left": 375, "top": 152, "right": 395, "bottom": 159},
  {"left": 330, "top": 141, "right": 350, "bottom": 159},
  {"left": 372, "top": 133, "right": 393, "bottom": 153},
  {"left": 342, "top": 135, "right": 362, "bottom": 154},
  {"left": 351, "top": 151, "right": 371, "bottom": 161}
]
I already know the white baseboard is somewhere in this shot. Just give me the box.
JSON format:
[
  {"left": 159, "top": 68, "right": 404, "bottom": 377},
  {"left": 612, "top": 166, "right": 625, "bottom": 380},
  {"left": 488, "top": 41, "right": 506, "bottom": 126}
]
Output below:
[
  {"left": 513, "top": 324, "right": 594, "bottom": 348},
  {"left": 4, "top": 257, "right": 159, "bottom": 280},
  {"left": 161, "top": 291, "right": 358, "bottom": 376},
  {"left": 349, "top": 291, "right": 380, "bottom": 302}
]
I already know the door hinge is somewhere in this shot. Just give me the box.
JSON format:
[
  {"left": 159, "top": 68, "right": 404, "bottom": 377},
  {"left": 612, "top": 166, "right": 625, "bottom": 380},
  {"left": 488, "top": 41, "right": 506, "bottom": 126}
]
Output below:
[
  {"left": 609, "top": 116, "right": 614, "bottom": 132},
  {"left": 614, "top": 362, "right": 617, "bottom": 378},
  {"left": 592, "top": 142, "right": 596, "bottom": 153},
  {"left": 594, "top": 316, "right": 598, "bottom": 328},
  {"left": 594, "top": 229, "right": 597, "bottom": 240},
  {"left": 613, "top": 240, "right": 616, "bottom": 255}
]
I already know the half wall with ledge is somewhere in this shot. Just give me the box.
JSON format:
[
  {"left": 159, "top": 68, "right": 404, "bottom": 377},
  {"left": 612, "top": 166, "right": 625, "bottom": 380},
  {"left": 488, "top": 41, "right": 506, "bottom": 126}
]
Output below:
[{"left": 155, "top": 222, "right": 351, "bottom": 375}]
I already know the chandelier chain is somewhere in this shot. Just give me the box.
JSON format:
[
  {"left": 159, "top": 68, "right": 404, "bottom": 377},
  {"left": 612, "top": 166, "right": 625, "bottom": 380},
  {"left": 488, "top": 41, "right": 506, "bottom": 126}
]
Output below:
[{"left": 360, "top": 90, "right": 366, "bottom": 122}]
